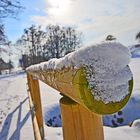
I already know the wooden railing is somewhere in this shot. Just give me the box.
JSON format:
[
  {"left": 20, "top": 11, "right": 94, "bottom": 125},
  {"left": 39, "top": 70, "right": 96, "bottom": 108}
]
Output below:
[
  {"left": 26, "top": 42, "right": 133, "bottom": 140},
  {"left": 26, "top": 64, "right": 133, "bottom": 140},
  {"left": 26, "top": 67, "right": 105, "bottom": 140}
]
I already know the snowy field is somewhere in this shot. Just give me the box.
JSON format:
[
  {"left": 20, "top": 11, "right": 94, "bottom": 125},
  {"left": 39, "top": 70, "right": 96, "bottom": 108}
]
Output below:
[
  {"left": 0, "top": 58, "right": 140, "bottom": 140},
  {"left": 0, "top": 73, "right": 34, "bottom": 140}
]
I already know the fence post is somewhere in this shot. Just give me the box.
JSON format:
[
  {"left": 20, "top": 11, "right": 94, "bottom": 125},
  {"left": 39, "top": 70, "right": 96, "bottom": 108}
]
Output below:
[
  {"left": 27, "top": 74, "right": 44, "bottom": 140},
  {"left": 60, "top": 96, "right": 104, "bottom": 140}
]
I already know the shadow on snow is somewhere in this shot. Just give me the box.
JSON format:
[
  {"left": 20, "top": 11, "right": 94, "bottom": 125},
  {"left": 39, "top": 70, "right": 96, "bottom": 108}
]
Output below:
[{"left": 0, "top": 97, "right": 31, "bottom": 140}]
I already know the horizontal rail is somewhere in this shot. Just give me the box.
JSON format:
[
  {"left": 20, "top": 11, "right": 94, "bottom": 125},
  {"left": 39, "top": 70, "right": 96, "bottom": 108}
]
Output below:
[
  {"left": 26, "top": 42, "right": 133, "bottom": 140},
  {"left": 26, "top": 66, "right": 133, "bottom": 115},
  {"left": 26, "top": 42, "right": 133, "bottom": 115}
]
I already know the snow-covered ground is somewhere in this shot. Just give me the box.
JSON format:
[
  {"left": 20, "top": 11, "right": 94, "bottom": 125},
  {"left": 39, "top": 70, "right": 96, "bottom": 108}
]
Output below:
[
  {"left": 0, "top": 73, "right": 34, "bottom": 140},
  {"left": 0, "top": 58, "right": 140, "bottom": 140}
]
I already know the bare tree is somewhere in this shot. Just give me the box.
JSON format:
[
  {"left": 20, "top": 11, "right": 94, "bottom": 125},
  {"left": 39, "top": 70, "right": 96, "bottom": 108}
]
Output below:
[
  {"left": 0, "top": 24, "right": 6, "bottom": 45},
  {"left": 16, "top": 25, "right": 47, "bottom": 68},
  {"left": 0, "top": 0, "right": 23, "bottom": 19},
  {"left": 0, "top": 0, "right": 24, "bottom": 44},
  {"left": 23, "top": 25, "right": 47, "bottom": 62},
  {"left": 45, "top": 25, "right": 82, "bottom": 58},
  {"left": 0, "top": 0, "right": 23, "bottom": 73},
  {"left": 16, "top": 24, "right": 82, "bottom": 68}
]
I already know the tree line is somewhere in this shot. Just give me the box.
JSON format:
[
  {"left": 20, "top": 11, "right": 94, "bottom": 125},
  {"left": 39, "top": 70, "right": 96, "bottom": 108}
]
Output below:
[
  {"left": 0, "top": 0, "right": 23, "bottom": 74},
  {"left": 16, "top": 25, "right": 82, "bottom": 69}
]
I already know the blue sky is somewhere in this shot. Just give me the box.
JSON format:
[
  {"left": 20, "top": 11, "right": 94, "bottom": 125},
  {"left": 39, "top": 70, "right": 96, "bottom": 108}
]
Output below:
[
  {"left": 3, "top": 0, "right": 46, "bottom": 42},
  {"left": 3, "top": 0, "right": 140, "bottom": 46}
]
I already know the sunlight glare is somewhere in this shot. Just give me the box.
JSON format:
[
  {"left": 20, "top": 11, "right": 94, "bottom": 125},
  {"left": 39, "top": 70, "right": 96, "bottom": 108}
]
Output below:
[{"left": 48, "top": 0, "right": 70, "bottom": 16}]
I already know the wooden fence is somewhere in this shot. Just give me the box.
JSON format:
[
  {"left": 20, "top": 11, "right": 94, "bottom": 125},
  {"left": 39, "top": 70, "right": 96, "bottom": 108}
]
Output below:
[
  {"left": 26, "top": 69, "right": 105, "bottom": 140},
  {"left": 26, "top": 65, "right": 133, "bottom": 140}
]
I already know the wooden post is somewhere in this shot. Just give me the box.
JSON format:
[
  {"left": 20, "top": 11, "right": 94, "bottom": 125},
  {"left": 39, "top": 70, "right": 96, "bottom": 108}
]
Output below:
[
  {"left": 27, "top": 74, "right": 45, "bottom": 140},
  {"left": 60, "top": 96, "right": 104, "bottom": 140}
]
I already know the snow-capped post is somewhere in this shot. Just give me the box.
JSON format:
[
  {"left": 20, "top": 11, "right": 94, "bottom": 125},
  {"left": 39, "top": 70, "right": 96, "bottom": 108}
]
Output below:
[{"left": 26, "top": 42, "right": 133, "bottom": 140}]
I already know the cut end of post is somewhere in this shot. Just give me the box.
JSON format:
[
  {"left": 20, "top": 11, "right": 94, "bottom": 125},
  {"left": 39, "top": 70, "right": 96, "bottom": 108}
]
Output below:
[{"left": 73, "top": 67, "right": 133, "bottom": 115}]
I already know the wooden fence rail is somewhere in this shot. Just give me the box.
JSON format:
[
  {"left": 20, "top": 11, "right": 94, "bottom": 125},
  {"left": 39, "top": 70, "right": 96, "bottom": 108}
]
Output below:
[
  {"left": 26, "top": 43, "right": 133, "bottom": 140},
  {"left": 26, "top": 68, "right": 133, "bottom": 140}
]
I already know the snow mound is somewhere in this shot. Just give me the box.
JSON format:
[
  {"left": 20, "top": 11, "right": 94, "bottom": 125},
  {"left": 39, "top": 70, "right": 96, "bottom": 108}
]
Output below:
[
  {"left": 27, "top": 42, "right": 132, "bottom": 104},
  {"left": 130, "top": 44, "right": 140, "bottom": 58},
  {"left": 132, "top": 119, "right": 140, "bottom": 129},
  {"left": 43, "top": 104, "right": 61, "bottom": 127}
]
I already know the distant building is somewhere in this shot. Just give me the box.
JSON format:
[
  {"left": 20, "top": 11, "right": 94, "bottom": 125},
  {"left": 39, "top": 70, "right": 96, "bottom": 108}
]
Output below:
[{"left": 0, "top": 58, "right": 12, "bottom": 74}]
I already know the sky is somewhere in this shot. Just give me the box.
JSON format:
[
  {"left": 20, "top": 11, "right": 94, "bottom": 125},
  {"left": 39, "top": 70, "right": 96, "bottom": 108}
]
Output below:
[
  {"left": 3, "top": 0, "right": 140, "bottom": 46},
  {"left": 2, "top": 0, "right": 140, "bottom": 66}
]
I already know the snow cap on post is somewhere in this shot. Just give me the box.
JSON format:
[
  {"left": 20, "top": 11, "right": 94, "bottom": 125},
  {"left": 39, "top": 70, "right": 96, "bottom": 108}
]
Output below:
[{"left": 26, "top": 42, "right": 133, "bottom": 115}]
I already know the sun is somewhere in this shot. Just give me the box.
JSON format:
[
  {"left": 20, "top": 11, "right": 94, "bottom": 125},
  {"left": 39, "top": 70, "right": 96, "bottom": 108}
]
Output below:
[
  {"left": 47, "top": 0, "right": 70, "bottom": 16},
  {"left": 48, "top": 0, "right": 66, "bottom": 8}
]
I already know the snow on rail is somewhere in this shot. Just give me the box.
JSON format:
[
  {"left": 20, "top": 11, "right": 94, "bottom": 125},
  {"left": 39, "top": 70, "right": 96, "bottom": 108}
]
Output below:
[{"left": 27, "top": 42, "right": 132, "bottom": 104}]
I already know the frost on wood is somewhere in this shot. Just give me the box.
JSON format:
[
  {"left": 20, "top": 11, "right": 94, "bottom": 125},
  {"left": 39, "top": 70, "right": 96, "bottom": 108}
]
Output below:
[{"left": 27, "top": 42, "right": 132, "bottom": 104}]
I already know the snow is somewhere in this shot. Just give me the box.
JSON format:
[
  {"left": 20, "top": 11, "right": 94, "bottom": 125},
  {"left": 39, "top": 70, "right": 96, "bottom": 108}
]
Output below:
[
  {"left": 27, "top": 42, "right": 132, "bottom": 104},
  {"left": 104, "top": 125, "right": 140, "bottom": 140},
  {"left": 129, "top": 58, "right": 140, "bottom": 89},
  {"left": 103, "top": 90, "right": 140, "bottom": 127},
  {"left": 130, "top": 44, "right": 140, "bottom": 58},
  {"left": 43, "top": 90, "right": 140, "bottom": 128},
  {"left": 0, "top": 73, "right": 34, "bottom": 140},
  {"left": 27, "top": 42, "right": 130, "bottom": 71},
  {"left": 132, "top": 119, "right": 140, "bottom": 129},
  {"left": 43, "top": 104, "right": 61, "bottom": 127},
  {"left": 102, "top": 57, "right": 140, "bottom": 126}
]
